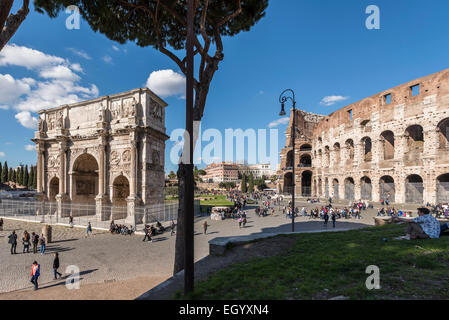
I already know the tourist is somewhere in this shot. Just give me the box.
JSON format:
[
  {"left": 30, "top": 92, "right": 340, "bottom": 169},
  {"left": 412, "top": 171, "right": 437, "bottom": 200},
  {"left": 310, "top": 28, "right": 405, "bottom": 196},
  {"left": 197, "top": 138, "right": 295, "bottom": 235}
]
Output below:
[
  {"left": 39, "top": 234, "right": 46, "bottom": 255},
  {"left": 202, "top": 220, "right": 209, "bottom": 235},
  {"left": 30, "top": 261, "right": 40, "bottom": 291},
  {"left": 238, "top": 217, "right": 242, "bottom": 228},
  {"left": 0, "top": 217, "right": 3, "bottom": 231},
  {"left": 69, "top": 215, "right": 73, "bottom": 228},
  {"left": 86, "top": 222, "right": 92, "bottom": 237},
  {"left": 170, "top": 220, "right": 176, "bottom": 236},
  {"left": 22, "top": 231, "right": 31, "bottom": 253},
  {"left": 53, "top": 252, "right": 62, "bottom": 280},
  {"left": 143, "top": 225, "right": 151, "bottom": 242},
  {"left": 395, "top": 207, "right": 440, "bottom": 240},
  {"left": 331, "top": 212, "right": 336, "bottom": 228},
  {"left": 323, "top": 212, "right": 329, "bottom": 228},
  {"left": 31, "top": 232, "right": 39, "bottom": 254},
  {"left": 8, "top": 230, "right": 17, "bottom": 255}
]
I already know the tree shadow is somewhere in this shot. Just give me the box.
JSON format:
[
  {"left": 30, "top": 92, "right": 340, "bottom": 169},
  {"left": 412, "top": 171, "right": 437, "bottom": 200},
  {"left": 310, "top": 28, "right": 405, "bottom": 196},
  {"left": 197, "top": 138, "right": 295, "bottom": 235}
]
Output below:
[{"left": 51, "top": 238, "right": 78, "bottom": 244}]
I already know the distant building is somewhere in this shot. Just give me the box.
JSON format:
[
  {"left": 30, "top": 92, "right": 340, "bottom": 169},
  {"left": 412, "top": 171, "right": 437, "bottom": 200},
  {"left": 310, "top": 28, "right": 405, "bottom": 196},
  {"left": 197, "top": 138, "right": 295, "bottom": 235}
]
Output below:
[
  {"left": 203, "top": 162, "right": 239, "bottom": 183},
  {"left": 238, "top": 163, "right": 275, "bottom": 179}
]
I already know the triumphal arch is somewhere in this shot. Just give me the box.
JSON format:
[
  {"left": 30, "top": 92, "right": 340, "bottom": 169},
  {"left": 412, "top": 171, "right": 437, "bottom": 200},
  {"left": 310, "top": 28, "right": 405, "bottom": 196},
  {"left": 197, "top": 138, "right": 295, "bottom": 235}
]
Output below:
[{"left": 32, "top": 88, "right": 169, "bottom": 223}]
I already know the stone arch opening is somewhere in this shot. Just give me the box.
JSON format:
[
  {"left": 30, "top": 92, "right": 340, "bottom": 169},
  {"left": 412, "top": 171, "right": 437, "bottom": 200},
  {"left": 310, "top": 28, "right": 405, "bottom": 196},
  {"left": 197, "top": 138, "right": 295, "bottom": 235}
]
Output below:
[
  {"left": 405, "top": 125, "right": 424, "bottom": 153},
  {"left": 437, "top": 118, "right": 449, "bottom": 149},
  {"left": 381, "top": 131, "right": 395, "bottom": 160},
  {"left": 72, "top": 153, "right": 99, "bottom": 204},
  {"left": 346, "top": 139, "right": 354, "bottom": 161},
  {"left": 299, "top": 154, "right": 312, "bottom": 168},
  {"left": 405, "top": 174, "right": 424, "bottom": 204},
  {"left": 380, "top": 176, "right": 395, "bottom": 203},
  {"left": 300, "top": 144, "right": 312, "bottom": 151},
  {"left": 301, "top": 171, "right": 312, "bottom": 197},
  {"left": 112, "top": 175, "right": 130, "bottom": 220},
  {"left": 362, "top": 137, "right": 372, "bottom": 162},
  {"left": 360, "top": 176, "right": 372, "bottom": 200},
  {"left": 283, "top": 172, "right": 293, "bottom": 194},
  {"left": 49, "top": 177, "right": 59, "bottom": 201},
  {"left": 344, "top": 177, "right": 355, "bottom": 201},
  {"left": 333, "top": 178, "right": 339, "bottom": 200},
  {"left": 437, "top": 174, "right": 449, "bottom": 203},
  {"left": 333, "top": 143, "right": 341, "bottom": 165}
]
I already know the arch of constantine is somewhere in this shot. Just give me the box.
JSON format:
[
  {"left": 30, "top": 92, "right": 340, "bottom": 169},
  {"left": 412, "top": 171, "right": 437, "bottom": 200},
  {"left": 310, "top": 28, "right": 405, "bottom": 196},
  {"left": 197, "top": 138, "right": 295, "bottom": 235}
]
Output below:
[
  {"left": 278, "top": 68, "right": 449, "bottom": 205},
  {"left": 32, "top": 88, "right": 169, "bottom": 223}
]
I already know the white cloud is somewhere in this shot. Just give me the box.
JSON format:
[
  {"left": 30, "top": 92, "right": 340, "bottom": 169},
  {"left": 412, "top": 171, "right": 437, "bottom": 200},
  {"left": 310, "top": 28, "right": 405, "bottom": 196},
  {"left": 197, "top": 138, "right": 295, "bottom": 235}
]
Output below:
[
  {"left": 112, "top": 45, "right": 120, "bottom": 52},
  {"left": 103, "top": 55, "right": 113, "bottom": 64},
  {"left": 320, "top": 95, "right": 349, "bottom": 106},
  {"left": 268, "top": 117, "right": 290, "bottom": 128},
  {"left": 15, "top": 111, "right": 38, "bottom": 129},
  {"left": 0, "top": 152, "right": 5, "bottom": 158},
  {"left": 146, "top": 69, "right": 186, "bottom": 98},
  {"left": 0, "top": 44, "right": 65, "bottom": 69},
  {"left": 25, "top": 144, "right": 36, "bottom": 151},
  {"left": 0, "top": 44, "right": 99, "bottom": 129},
  {"left": 67, "top": 48, "right": 91, "bottom": 60}
]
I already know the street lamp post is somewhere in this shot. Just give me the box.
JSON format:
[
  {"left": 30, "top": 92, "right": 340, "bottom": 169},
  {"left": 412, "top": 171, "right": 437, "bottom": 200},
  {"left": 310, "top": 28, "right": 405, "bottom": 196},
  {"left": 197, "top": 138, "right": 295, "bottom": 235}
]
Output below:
[{"left": 279, "top": 89, "right": 297, "bottom": 232}]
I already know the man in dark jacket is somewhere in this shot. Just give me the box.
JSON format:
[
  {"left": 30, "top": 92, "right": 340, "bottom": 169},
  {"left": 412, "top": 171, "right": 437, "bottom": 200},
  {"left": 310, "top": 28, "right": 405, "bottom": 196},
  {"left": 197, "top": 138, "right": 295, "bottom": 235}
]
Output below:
[
  {"left": 8, "top": 230, "right": 17, "bottom": 254},
  {"left": 31, "top": 232, "right": 39, "bottom": 254},
  {"left": 53, "top": 252, "right": 62, "bottom": 279}
]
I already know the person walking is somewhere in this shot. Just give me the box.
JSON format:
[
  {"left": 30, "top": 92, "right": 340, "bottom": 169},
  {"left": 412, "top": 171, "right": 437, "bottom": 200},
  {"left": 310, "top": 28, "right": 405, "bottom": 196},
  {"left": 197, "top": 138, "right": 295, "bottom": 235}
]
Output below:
[
  {"left": 202, "top": 220, "right": 208, "bottom": 235},
  {"left": 22, "top": 231, "right": 31, "bottom": 253},
  {"left": 331, "top": 212, "right": 336, "bottom": 228},
  {"left": 86, "top": 222, "right": 92, "bottom": 237},
  {"left": 170, "top": 220, "right": 176, "bottom": 236},
  {"left": 143, "top": 225, "right": 151, "bottom": 242},
  {"left": 32, "top": 232, "right": 39, "bottom": 254},
  {"left": 8, "top": 230, "right": 17, "bottom": 255},
  {"left": 323, "top": 212, "right": 329, "bottom": 228},
  {"left": 238, "top": 217, "right": 242, "bottom": 228},
  {"left": 69, "top": 215, "right": 73, "bottom": 228},
  {"left": 0, "top": 217, "right": 3, "bottom": 231},
  {"left": 53, "top": 252, "right": 62, "bottom": 280},
  {"left": 30, "top": 261, "right": 40, "bottom": 291},
  {"left": 39, "top": 234, "right": 46, "bottom": 255}
]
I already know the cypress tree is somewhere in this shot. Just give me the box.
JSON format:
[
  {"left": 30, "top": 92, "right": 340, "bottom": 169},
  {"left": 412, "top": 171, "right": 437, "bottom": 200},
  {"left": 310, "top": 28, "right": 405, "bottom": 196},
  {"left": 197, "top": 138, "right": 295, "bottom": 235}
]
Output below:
[
  {"left": 248, "top": 173, "right": 254, "bottom": 193},
  {"left": 1, "top": 161, "right": 8, "bottom": 183},
  {"left": 241, "top": 174, "right": 248, "bottom": 193},
  {"left": 12, "top": 169, "right": 16, "bottom": 184},
  {"left": 32, "top": 166, "right": 37, "bottom": 190},
  {"left": 17, "top": 166, "right": 23, "bottom": 186},
  {"left": 28, "top": 166, "right": 34, "bottom": 188},
  {"left": 8, "top": 168, "right": 12, "bottom": 182},
  {"left": 23, "top": 165, "right": 29, "bottom": 188}
]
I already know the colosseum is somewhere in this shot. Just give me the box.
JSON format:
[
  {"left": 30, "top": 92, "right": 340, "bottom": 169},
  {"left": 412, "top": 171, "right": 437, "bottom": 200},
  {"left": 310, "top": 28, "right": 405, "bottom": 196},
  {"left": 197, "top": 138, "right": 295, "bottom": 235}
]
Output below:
[{"left": 278, "top": 68, "right": 449, "bottom": 205}]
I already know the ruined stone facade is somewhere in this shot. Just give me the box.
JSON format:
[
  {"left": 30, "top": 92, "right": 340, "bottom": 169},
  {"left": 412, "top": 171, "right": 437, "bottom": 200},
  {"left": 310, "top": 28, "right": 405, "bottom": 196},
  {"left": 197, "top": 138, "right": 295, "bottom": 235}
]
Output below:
[
  {"left": 279, "top": 68, "right": 449, "bottom": 204},
  {"left": 32, "top": 88, "right": 169, "bottom": 222}
]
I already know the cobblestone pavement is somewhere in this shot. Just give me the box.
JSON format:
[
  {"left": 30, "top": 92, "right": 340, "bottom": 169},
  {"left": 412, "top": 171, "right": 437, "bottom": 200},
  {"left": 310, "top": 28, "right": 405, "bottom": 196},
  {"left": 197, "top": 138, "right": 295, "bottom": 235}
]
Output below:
[{"left": 0, "top": 200, "right": 399, "bottom": 298}]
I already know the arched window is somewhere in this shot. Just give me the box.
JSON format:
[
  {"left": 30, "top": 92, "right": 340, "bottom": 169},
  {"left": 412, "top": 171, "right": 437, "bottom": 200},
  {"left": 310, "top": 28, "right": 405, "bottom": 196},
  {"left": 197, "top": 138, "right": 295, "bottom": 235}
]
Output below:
[
  {"left": 438, "top": 118, "right": 449, "bottom": 149},
  {"left": 346, "top": 139, "right": 354, "bottom": 161},
  {"left": 362, "top": 137, "right": 372, "bottom": 162},
  {"left": 405, "top": 125, "right": 424, "bottom": 153},
  {"left": 380, "top": 131, "right": 395, "bottom": 160}
]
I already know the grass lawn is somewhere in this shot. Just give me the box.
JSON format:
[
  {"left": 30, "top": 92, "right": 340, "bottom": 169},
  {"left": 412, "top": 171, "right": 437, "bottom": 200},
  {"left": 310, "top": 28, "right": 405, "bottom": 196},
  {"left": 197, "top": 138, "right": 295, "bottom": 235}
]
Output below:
[
  {"left": 180, "top": 224, "right": 449, "bottom": 300},
  {"left": 200, "top": 195, "right": 234, "bottom": 207}
]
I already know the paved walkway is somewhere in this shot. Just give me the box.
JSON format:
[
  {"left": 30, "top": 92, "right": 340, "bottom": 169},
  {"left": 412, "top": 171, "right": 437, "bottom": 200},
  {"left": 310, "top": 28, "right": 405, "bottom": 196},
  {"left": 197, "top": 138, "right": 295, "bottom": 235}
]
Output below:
[{"left": 0, "top": 200, "right": 385, "bottom": 299}]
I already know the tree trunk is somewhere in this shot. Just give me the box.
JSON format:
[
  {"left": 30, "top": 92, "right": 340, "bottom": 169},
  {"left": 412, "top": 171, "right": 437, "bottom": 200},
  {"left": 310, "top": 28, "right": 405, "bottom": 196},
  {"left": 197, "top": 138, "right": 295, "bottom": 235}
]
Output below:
[{"left": 0, "top": 0, "right": 29, "bottom": 52}]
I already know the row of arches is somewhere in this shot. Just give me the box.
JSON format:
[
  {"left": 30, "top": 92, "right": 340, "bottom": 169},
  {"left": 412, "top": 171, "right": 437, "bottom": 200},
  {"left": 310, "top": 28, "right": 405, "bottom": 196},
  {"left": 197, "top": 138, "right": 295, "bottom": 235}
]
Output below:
[
  {"left": 48, "top": 153, "right": 130, "bottom": 205},
  {"left": 313, "top": 174, "right": 449, "bottom": 204},
  {"left": 315, "top": 118, "right": 449, "bottom": 164}
]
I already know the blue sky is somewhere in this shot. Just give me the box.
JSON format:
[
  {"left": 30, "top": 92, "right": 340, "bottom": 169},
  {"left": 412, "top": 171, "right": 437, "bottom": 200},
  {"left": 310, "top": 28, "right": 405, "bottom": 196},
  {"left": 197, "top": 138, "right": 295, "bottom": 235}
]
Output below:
[{"left": 1, "top": 0, "right": 449, "bottom": 173}]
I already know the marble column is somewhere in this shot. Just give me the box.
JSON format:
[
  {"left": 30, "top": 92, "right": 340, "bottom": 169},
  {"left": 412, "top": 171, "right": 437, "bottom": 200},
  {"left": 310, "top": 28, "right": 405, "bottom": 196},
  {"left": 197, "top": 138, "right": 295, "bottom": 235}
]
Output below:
[
  {"left": 96, "top": 135, "right": 108, "bottom": 221},
  {"left": 36, "top": 144, "right": 43, "bottom": 194},
  {"left": 126, "top": 132, "right": 139, "bottom": 225},
  {"left": 56, "top": 141, "right": 68, "bottom": 219}
]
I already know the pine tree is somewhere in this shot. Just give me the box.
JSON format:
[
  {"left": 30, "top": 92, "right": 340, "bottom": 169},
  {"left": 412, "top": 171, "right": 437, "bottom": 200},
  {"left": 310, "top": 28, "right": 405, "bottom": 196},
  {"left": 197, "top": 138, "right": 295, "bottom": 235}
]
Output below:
[
  {"left": 1, "top": 161, "right": 8, "bottom": 183},
  {"left": 23, "top": 165, "right": 29, "bottom": 188},
  {"left": 248, "top": 173, "right": 254, "bottom": 193},
  {"left": 32, "top": 166, "right": 37, "bottom": 190},
  {"left": 241, "top": 174, "right": 248, "bottom": 193}
]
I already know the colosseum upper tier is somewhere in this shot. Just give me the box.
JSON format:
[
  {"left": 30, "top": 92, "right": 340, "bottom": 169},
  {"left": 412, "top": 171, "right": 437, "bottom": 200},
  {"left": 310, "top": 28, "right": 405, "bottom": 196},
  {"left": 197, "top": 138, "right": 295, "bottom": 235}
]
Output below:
[{"left": 278, "top": 68, "right": 449, "bottom": 205}]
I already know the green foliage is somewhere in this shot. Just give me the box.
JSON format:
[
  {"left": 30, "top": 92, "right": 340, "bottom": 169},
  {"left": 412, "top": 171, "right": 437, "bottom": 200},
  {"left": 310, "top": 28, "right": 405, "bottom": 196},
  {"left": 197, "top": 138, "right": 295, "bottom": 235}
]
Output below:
[
  {"left": 8, "top": 168, "right": 12, "bottom": 182},
  {"left": 248, "top": 173, "right": 254, "bottom": 193},
  {"left": 23, "top": 165, "right": 29, "bottom": 187},
  {"left": 167, "top": 171, "right": 177, "bottom": 180},
  {"left": 1, "top": 161, "right": 8, "bottom": 183},
  {"left": 17, "top": 166, "right": 23, "bottom": 186},
  {"left": 34, "top": 0, "right": 268, "bottom": 51},
  {"left": 219, "top": 182, "right": 236, "bottom": 190},
  {"left": 28, "top": 166, "right": 34, "bottom": 188},
  {"left": 241, "top": 174, "right": 247, "bottom": 193}
]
